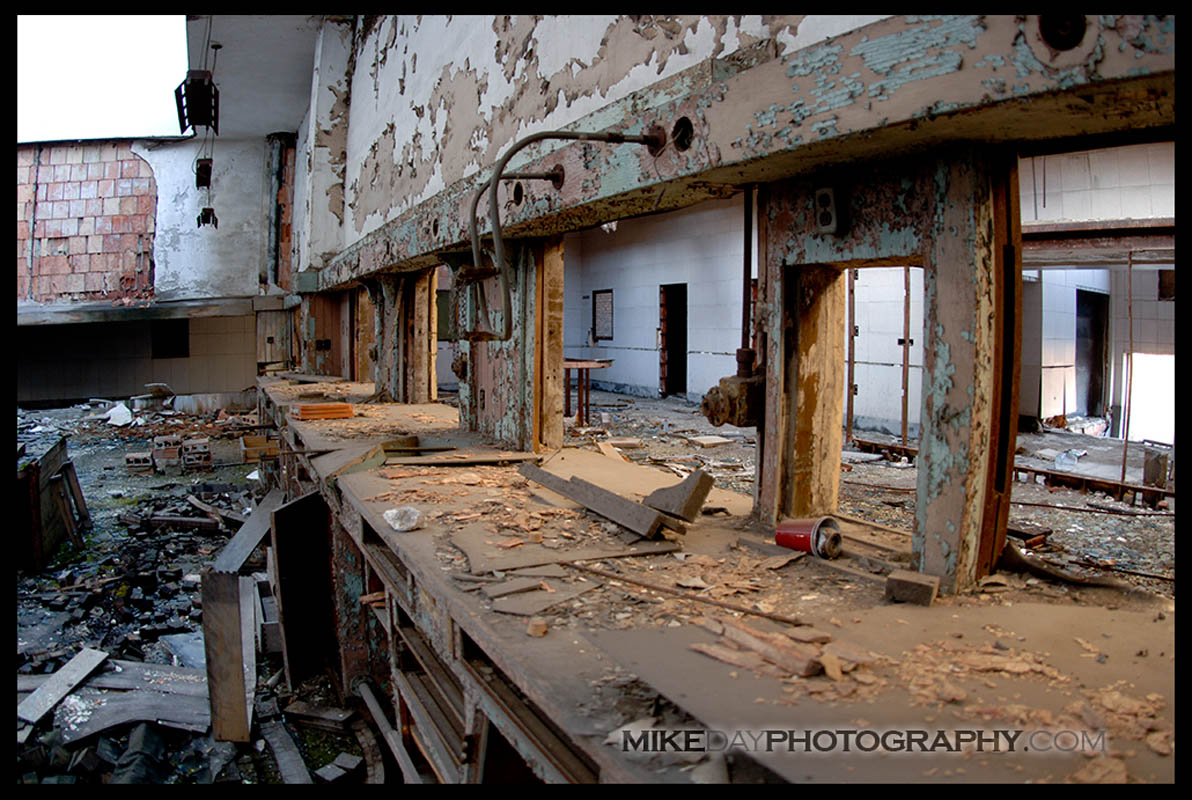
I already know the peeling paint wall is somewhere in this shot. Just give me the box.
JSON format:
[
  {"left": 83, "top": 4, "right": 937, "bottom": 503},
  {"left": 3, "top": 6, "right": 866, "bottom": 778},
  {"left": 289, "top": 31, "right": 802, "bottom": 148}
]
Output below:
[
  {"left": 304, "top": 14, "right": 1171, "bottom": 294},
  {"left": 134, "top": 138, "right": 270, "bottom": 301}
]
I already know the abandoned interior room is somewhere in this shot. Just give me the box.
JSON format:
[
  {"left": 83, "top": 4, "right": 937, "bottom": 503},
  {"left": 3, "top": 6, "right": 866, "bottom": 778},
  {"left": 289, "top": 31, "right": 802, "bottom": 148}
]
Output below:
[{"left": 17, "top": 15, "right": 1174, "bottom": 784}]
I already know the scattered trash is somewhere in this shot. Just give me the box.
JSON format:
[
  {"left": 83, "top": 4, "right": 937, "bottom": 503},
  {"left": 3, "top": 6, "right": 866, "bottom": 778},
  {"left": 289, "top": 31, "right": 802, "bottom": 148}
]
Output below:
[{"left": 106, "top": 404, "right": 133, "bottom": 427}]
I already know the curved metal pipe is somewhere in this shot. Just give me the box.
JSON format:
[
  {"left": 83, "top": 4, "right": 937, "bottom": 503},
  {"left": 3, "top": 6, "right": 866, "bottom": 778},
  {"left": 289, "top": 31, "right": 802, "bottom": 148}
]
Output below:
[{"left": 461, "top": 128, "right": 664, "bottom": 341}]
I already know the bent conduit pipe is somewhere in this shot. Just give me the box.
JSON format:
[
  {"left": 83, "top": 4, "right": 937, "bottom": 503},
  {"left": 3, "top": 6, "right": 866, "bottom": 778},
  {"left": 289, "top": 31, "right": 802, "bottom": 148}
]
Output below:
[{"left": 461, "top": 129, "right": 664, "bottom": 341}]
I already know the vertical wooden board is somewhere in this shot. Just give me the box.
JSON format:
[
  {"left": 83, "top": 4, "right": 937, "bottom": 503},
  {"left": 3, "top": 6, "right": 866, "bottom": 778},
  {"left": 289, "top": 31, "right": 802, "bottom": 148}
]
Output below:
[
  {"left": 202, "top": 570, "right": 250, "bottom": 742},
  {"left": 412, "top": 269, "right": 430, "bottom": 403},
  {"left": 539, "top": 237, "right": 565, "bottom": 451},
  {"left": 427, "top": 267, "right": 439, "bottom": 402},
  {"left": 271, "top": 491, "right": 335, "bottom": 690},
  {"left": 239, "top": 575, "right": 258, "bottom": 729}
]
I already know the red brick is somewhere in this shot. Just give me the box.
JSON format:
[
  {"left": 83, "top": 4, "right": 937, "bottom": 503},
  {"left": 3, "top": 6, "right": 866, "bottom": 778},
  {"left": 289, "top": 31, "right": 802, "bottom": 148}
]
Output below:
[
  {"left": 69, "top": 200, "right": 87, "bottom": 218},
  {"left": 87, "top": 235, "right": 103, "bottom": 254},
  {"left": 51, "top": 255, "right": 71, "bottom": 275},
  {"left": 44, "top": 219, "right": 62, "bottom": 237},
  {"left": 70, "top": 164, "right": 88, "bottom": 181},
  {"left": 47, "top": 148, "right": 66, "bottom": 165},
  {"left": 47, "top": 183, "right": 64, "bottom": 201},
  {"left": 120, "top": 233, "right": 138, "bottom": 251},
  {"left": 78, "top": 218, "right": 94, "bottom": 236},
  {"left": 139, "top": 160, "right": 154, "bottom": 178},
  {"left": 119, "top": 196, "right": 137, "bottom": 215},
  {"left": 80, "top": 181, "right": 98, "bottom": 200},
  {"left": 131, "top": 178, "right": 149, "bottom": 195},
  {"left": 129, "top": 216, "right": 146, "bottom": 234},
  {"left": 17, "top": 221, "right": 28, "bottom": 240},
  {"left": 16, "top": 165, "right": 29, "bottom": 184},
  {"left": 104, "top": 162, "right": 120, "bottom": 180},
  {"left": 68, "top": 236, "right": 86, "bottom": 255},
  {"left": 81, "top": 145, "right": 100, "bottom": 164},
  {"left": 33, "top": 220, "right": 47, "bottom": 237},
  {"left": 17, "top": 272, "right": 26, "bottom": 298},
  {"left": 54, "top": 201, "right": 71, "bottom": 219},
  {"left": 116, "top": 179, "right": 132, "bottom": 196},
  {"left": 94, "top": 217, "right": 112, "bottom": 235},
  {"left": 120, "top": 160, "right": 139, "bottom": 178},
  {"left": 97, "top": 179, "right": 114, "bottom": 197},
  {"left": 84, "top": 272, "right": 104, "bottom": 292},
  {"left": 68, "top": 253, "right": 89, "bottom": 271},
  {"left": 137, "top": 194, "right": 154, "bottom": 214},
  {"left": 17, "top": 148, "right": 34, "bottom": 167},
  {"left": 62, "top": 182, "right": 80, "bottom": 201},
  {"left": 53, "top": 165, "right": 72, "bottom": 182},
  {"left": 60, "top": 218, "right": 79, "bottom": 237},
  {"left": 36, "top": 183, "right": 46, "bottom": 201},
  {"left": 102, "top": 197, "right": 120, "bottom": 216},
  {"left": 87, "top": 163, "right": 104, "bottom": 180},
  {"left": 65, "top": 148, "right": 82, "bottom": 165}
]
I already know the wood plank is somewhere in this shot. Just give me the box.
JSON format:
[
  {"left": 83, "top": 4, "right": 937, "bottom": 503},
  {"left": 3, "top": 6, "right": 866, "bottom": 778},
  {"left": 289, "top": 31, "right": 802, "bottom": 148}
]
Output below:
[
  {"left": 519, "top": 463, "right": 665, "bottom": 539},
  {"left": 282, "top": 700, "right": 357, "bottom": 732},
  {"left": 642, "top": 469, "right": 715, "bottom": 522},
  {"left": 720, "top": 619, "right": 822, "bottom": 677},
  {"left": 212, "top": 488, "right": 286, "bottom": 573},
  {"left": 17, "top": 647, "right": 108, "bottom": 724},
  {"left": 202, "top": 571, "right": 250, "bottom": 742},
  {"left": 58, "top": 690, "right": 211, "bottom": 744},
  {"left": 261, "top": 720, "right": 314, "bottom": 783},
  {"left": 596, "top": 441, "right": 628, "bottom": 461},
  {"left": 188, "top": 494, "right": 248, "bottom": 525},
  {"left": 689, "top": 641, "right": 767, "bottom": 670},
  {"left": 18, "top": 660, "right": 209, "bottom": 698},
  {"left": 60, "top": 462, "right": 90, "bottom": 527}
]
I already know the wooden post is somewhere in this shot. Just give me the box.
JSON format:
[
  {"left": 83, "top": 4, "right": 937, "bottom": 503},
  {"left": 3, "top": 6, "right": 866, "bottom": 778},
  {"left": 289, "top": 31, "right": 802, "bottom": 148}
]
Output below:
[
  {"left": 846, "top": 268, "right": 856, "bottom": 444},
  {"left": 537, "top": 236, "right": 565, "bottom": 451}
]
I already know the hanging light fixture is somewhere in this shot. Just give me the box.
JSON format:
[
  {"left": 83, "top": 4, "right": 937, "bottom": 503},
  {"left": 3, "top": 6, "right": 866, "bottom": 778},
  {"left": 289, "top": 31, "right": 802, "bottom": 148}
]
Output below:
[{"left": 178, "top": 18, "right": 222, "bottom": 229}]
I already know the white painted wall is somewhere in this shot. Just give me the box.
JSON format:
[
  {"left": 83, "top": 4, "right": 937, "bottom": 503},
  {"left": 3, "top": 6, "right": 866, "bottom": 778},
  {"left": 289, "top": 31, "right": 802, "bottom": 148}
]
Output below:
[
  {"left": 1107, "top": 267, "right": 1176, "bottom": 440},
  {"left": 1019, "top": 142, "right": 1174, "bottom": 222},
  {"left": 563, "top": 195, "right": 756, "bottom": 400},
  {"left": 134, "top": 138, "right": 269, "bottom": 301}
]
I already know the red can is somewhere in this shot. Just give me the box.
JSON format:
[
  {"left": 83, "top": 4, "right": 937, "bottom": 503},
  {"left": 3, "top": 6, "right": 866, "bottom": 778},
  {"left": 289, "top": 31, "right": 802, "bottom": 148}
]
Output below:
[{"left": 775, "top": 516, "right": 842, "bottom": 559}]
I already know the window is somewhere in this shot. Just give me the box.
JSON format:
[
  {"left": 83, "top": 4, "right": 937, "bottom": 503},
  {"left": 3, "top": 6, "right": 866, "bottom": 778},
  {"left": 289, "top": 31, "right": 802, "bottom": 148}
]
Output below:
[
  {"left": 592, "top": 289, "right": 613, "bottom": 341},
  {"left": 436, "top": 290, "right": 457, "bottom": 342},
  {"left": 1158, "top": 270, "right": 1175, "bottom": 301},
  {"left": 151, "top": 319, "right": 189, "bottom": 359}
]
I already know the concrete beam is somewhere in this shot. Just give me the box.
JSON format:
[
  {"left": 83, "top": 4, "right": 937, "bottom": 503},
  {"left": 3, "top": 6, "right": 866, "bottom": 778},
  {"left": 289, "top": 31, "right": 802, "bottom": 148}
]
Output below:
[
  {"left": 317, "top": 15, "right": 1174, "bottom": 292},
  {"left": 17, "top": 297, "right": 254, "bottom": 326}
]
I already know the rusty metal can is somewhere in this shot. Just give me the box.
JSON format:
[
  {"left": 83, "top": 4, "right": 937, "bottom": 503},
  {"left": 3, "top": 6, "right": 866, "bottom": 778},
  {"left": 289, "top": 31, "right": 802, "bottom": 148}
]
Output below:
[{"left": 775, "top": 516, "right": 842, "bottom": 559}]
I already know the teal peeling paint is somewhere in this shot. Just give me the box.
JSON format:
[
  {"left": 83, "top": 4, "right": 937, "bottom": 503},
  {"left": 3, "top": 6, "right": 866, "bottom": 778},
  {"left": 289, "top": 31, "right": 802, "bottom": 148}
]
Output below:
[
  {"left": 784, "top": 42, "right": 844, "bottom": 79},
  {"left": 852, "top": 16, "right": 981, "bottom": 76}
]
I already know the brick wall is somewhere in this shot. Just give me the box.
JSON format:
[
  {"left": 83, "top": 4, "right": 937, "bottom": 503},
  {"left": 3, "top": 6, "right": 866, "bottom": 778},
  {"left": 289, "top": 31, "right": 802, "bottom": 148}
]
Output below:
[
  {"left": 277, "top": 143, "right": 296, "bottom": 291},
  {"left": 17, "top": 141, "right": 157, "bottom": 303}
]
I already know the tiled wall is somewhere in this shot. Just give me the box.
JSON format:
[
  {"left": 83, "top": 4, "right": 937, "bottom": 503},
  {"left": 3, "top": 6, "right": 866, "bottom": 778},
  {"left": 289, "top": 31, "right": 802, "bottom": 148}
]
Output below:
[
  {"left": 1018, "top": 142, "right": 1174, "bottom": 222},
  {"left": 17, "top": 142, "right": 156, "bottom": 303},
  {"left": 563, "top": 195, "right": 757, "bottom": 400},
  {"left": 16, "top": 315, "right": 256, "bottom": 403},
  {"left": 845, "top": 267, "right": 923, "bottom": 436}
]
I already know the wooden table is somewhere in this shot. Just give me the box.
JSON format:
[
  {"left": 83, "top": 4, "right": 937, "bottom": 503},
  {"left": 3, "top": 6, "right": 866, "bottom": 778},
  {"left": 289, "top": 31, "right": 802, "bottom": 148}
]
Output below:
[{"left": 563, "top": 359, "right": 612, "bottom": 426}]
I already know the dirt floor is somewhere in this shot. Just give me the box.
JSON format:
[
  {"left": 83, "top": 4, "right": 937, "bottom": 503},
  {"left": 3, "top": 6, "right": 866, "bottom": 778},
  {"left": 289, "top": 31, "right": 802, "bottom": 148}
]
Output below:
[{"left": 17, "top": 390, "right": 1176, "bottom": 783}]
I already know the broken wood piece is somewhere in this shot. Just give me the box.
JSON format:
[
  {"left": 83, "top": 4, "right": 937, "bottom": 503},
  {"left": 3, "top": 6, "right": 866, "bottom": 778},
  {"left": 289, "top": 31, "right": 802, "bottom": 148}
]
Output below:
[
  {"left": 188, "top": 494, "right": 248, "bottom": 525},
  {"left": 482, "top": 577, "right": 545, "bottom": 600},
  {"left": 885, "top": 569, "right": 940, "bottom": 606},
  {"left": 783, "top": 626, "right": 833, "bottom": 644},
  {"left": 642, "top": 469, "right": 714, "bottom": 522},
  {"left": 261, "top": 720, "right": 314, "bottom": 783},
  {"left": 568, "top": 563, "right": 805, "bottom": 627},
  {"left": 491, "top": 581, "right": 600, "bottom": 616},
  {"left": 759, "top": 552, "right": 805, "bottom": 570},
  {"left": 596, "top": 441, "right": 629, "bottom": 461},
  {"left": 149, "top": 514, "right": 223, "bottom": 532},
  {"left": 689, "top": 642, "right": 767, "bottom": 670},
  {"left": 17, "top": 647, "right": 108, "bottom": 724},
  {"left": 689, "top": 435, "right": 733, "bottom": 448},
  {"left": 358, "top": 591, "right": 386, "bottom": 606},
  {"left": 282, "top": 701, "right": 357, "bottom": 733},
  {"left": 526, "top": 617, "right": 549, "bottom": 637},
  {"left": 719, "top": 619, "right": 822, "bottom": 677},
  {"left": 518, "top": 462, "right": 667, "bottom": 539},
  {"left": 57, "top": 689, "right": 210, "bottom": 744},
  {"left": 820, "top": 651, "right": 845, "bottom": 681}
]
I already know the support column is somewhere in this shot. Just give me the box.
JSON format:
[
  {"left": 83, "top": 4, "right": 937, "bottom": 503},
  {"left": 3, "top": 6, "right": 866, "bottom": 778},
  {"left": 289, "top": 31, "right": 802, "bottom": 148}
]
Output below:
[
  {"left": 537, "top": 237, "right": 565, "bottom": 451},
  {"left": 915, "top": 147, "right": 1019, "bottom": 592}
]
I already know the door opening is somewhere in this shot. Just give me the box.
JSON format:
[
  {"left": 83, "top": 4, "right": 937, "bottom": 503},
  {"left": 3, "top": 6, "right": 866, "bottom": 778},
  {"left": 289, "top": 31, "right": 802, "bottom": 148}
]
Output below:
[{"left": 659, "top": 283, "right": 687, "bottom": 397}]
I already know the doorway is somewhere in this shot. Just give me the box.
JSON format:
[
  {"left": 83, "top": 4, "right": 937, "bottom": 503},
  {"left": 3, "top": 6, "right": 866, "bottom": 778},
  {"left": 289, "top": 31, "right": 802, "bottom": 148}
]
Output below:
[
  {"left": 1075, "top": 289, "right": 1108, "bottom": 417},
  {"left": 659, "top": 283, "right": 687, "bottom": 397}
]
